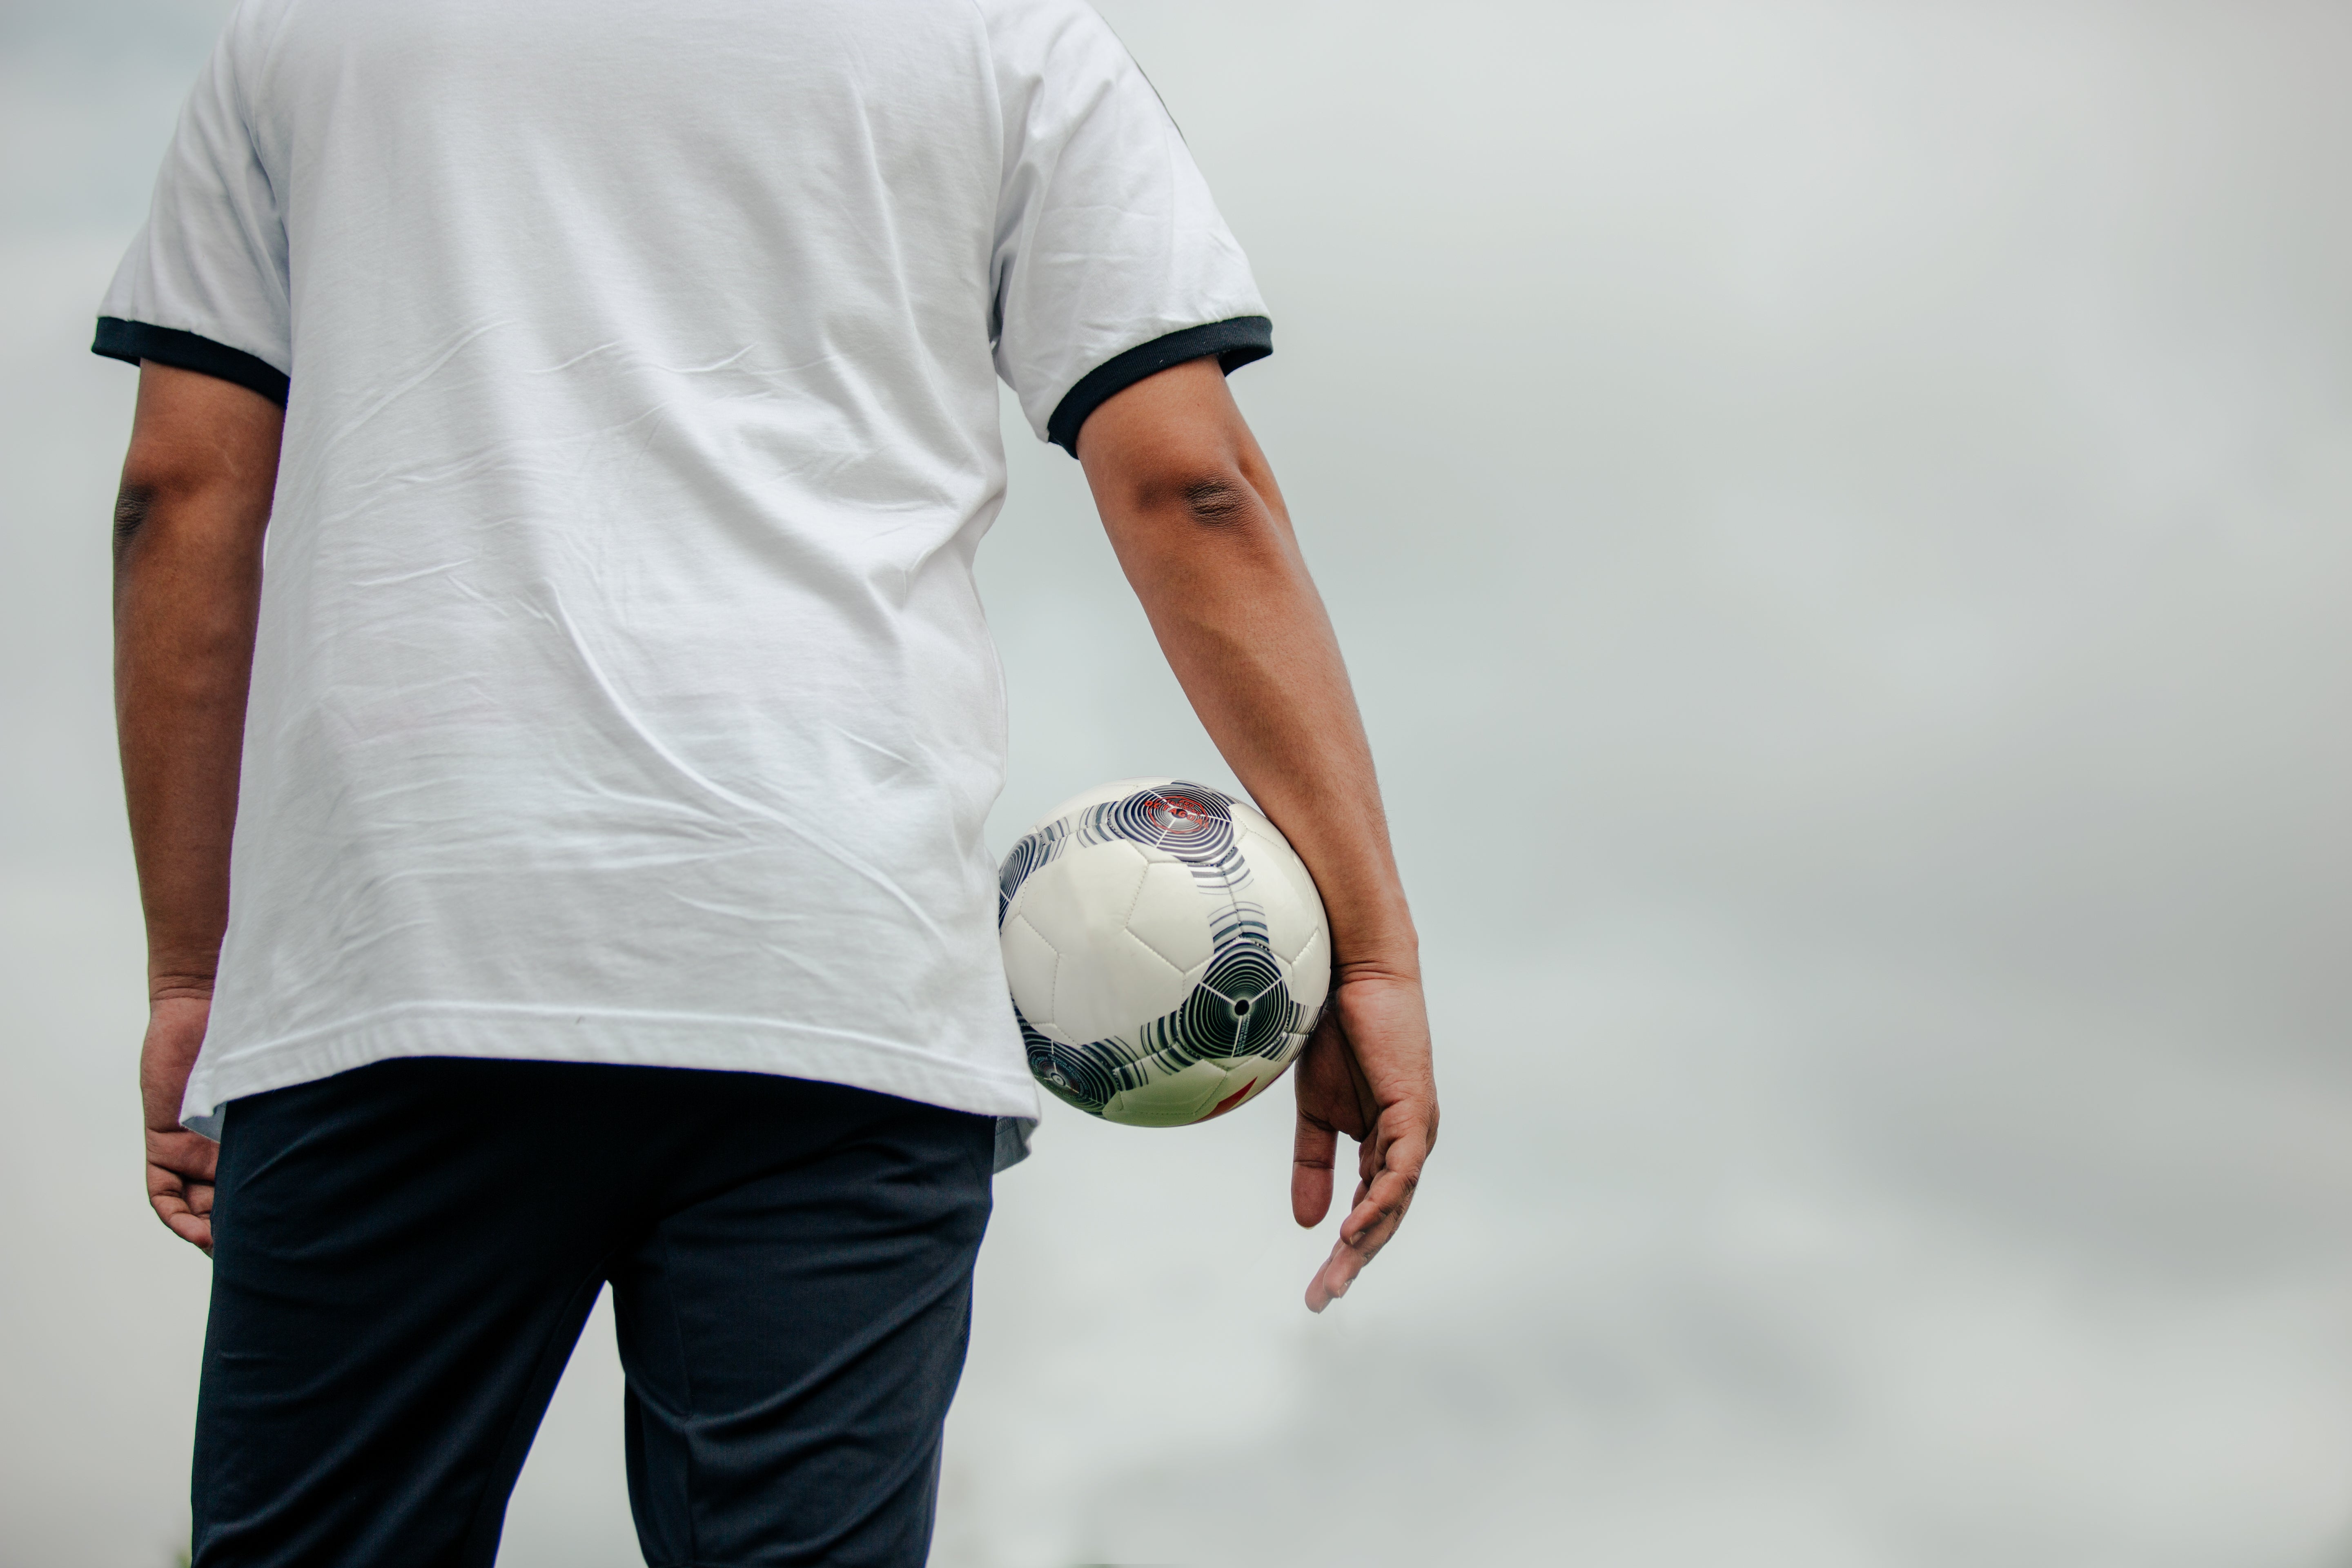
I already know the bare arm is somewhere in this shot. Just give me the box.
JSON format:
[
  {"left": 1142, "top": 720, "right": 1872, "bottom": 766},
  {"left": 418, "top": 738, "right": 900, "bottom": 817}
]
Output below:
[
  {"left": 114, "top": 362, "right": 283, "bottom": 1254},
  {"left": 1076, "top": 356, "right": 1437, "bottom": 1312}
]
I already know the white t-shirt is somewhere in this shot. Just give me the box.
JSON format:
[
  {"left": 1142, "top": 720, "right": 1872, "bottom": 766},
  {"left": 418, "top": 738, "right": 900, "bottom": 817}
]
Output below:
[{"left": 96, "top": 0, "right": 1271, "bottom": 1149}]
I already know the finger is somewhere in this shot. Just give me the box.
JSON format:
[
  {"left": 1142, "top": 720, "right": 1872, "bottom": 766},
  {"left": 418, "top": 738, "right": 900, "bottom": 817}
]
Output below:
[
  {"left": 1292, "top": 1112, "right": 1337, "bottom": 1228},
  {"left": 147, "top": 1178, "right": 215, "bottom": 1254},
  {"left": 1349, "top": 1113, "right": 1388, "bottom": 1208},
  {"left": 1305, "top": 1237, "right": 1350, "bottom": 1313},
  {"left": 1302, "top": 1127, "right": 1428, "bottom": 1312},
  {"left": 169, "top": 1211, "right": 214, "bottom": 1254},
  {"left": 1309, "top": 1187, "right": 1404, "bottom": 1310},
  {"left": 1338, "top": 1158, "right": 1420, "bottom": 1255}
]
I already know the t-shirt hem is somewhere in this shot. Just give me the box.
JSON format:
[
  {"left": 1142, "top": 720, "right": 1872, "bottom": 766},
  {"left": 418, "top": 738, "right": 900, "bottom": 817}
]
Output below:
[
  {"left": 179, "top": 1003, "right": 1044, "bottom": 1138},
  {"left": 1045, "top": 316, "right": 1272, "bottom": 456},
  {"left": 92, "top": 317, "right": 291, "bottom": 406}
]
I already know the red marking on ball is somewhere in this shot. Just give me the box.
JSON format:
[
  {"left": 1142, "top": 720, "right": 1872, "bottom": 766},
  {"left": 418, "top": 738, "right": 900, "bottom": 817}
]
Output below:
[
  {"left": 1205, "top": 1082, "right": 1255, "bottom": 1120},
  {"left": 1145, "top": 794, "right": 1209, "bottom": 835}
]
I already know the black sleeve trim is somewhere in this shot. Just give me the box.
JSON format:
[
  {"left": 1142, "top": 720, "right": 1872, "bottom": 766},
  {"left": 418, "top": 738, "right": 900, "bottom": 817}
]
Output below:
[
  {"left": 1046, "top": 315, "right": 1272, "bottom": 457},
  {"left": 92, "top": 318, "right": 290, "bottom": 407}
]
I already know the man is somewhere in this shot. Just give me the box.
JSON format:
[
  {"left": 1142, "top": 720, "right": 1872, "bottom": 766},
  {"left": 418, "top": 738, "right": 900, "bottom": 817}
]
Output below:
[{"left": 100, "top": 1, "right": 1437, "bottom": 1563}]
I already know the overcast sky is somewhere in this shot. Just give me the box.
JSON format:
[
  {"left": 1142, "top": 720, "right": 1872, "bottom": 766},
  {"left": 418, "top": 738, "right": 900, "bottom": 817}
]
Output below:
[{"left": 5, "top": 2, "right": 2352, "bottom": 1565}]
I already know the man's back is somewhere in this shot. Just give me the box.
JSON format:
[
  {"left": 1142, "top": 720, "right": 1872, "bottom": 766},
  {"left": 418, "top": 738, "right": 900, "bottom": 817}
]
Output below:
[
  {"left": 102, "top": 0, "right": 1268, "bottom": 1131},
  {"left": 101, "top": 7, "right": 1432, "bottom": 1561}
]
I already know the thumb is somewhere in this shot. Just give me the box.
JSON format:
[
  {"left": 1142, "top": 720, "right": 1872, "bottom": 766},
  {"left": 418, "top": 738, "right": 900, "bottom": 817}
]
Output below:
[{"left": 1292, "top": 1109, "right": 1337, "bottom": 1228}]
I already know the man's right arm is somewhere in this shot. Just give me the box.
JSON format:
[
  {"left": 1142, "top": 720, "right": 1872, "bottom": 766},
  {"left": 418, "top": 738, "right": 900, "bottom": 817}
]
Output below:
[
  {"left": 114, "top": 361, "right": 283, "bottom": 1254},
  {"left": 1074, "top": 358, "right": 1437, "bottom": 1312}
]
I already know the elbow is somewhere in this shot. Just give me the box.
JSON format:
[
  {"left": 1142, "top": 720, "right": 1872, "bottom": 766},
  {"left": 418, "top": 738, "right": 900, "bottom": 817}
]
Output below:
[
  {"left": 113, "top": 362, "right": 286, "bottom": 564},
  {"left": 111, "top": 451, "right": 211, "bottom": 570},
  {"left": 112, "top": 481, "right": 157, "bottom": 563},
  {"left": 111, "top": 447, "right": 276, "bottom": 577},
  {"left": 1104, "top": 455, "right": 1304, "bottom": 587},
  {"left": 1170, "top": 470, "right": 1258, "bottom": 530},
  {"left": 1129, "top": 458, "right": 1270, "bottom": 537}
]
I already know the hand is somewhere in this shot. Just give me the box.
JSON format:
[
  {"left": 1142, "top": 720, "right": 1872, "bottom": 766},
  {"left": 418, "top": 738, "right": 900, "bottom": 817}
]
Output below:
[
  {"left": 1291, "top": 969, "right": 1437, "bottom": 1312},
  {"left": 142, "top": 991, "right": 218, "bottom": 1254}
]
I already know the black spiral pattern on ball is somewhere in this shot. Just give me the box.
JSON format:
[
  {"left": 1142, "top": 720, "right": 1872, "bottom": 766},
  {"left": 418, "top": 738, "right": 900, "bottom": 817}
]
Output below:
[
  {"left": 998, "top": 782, "right": 1250, "bottom": 922},
  {"left": 997, "top": 817, "right": 1069, "bottom": 923},
  {"left": 1088, "top": 785, "right": 1238, "bottom": 872},
  {"left": 1016, "top": 931, "right": 1310, "bottom": 1118},
  {"left": 1019, "top": 1011, "right": 1125, "bottom": 1112}
]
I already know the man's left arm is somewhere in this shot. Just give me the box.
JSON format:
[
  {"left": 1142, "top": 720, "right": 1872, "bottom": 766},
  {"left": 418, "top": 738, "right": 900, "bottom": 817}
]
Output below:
[
  {"left": 114, "top": 362, "right": 284, "bottom": 1254},
  {"left": 1075, "top": 356, "right": 1437, "bottom": 1313}
]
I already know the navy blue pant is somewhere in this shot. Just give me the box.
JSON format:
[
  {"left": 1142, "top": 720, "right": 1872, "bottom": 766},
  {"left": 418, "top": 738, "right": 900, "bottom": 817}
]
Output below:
[{"left": 193, "top": 1058, "right": 996, "bottom": 1568}]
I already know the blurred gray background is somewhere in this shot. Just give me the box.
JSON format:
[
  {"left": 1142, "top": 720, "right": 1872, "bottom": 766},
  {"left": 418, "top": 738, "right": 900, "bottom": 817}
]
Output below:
[{"left": 5, "top": 0, "right": 2351, "bottom": 1563}]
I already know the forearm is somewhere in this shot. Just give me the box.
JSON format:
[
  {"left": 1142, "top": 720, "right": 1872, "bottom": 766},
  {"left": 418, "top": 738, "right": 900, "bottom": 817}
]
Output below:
[
  {"left": 1078, "top": 363, "right": 1416, "bottom": 979},
  {"left": 114, "top": 364, "right": 283, "bottom": 996}
]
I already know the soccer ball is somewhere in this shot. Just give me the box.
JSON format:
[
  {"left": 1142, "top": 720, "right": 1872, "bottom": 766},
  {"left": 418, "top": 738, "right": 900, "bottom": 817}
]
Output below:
[{"left": 997, "top": 779, "right": 1331, "bottom": 1127}]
